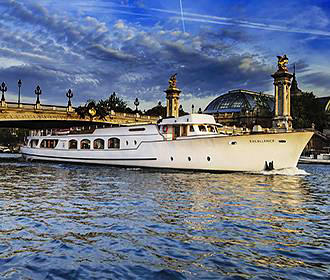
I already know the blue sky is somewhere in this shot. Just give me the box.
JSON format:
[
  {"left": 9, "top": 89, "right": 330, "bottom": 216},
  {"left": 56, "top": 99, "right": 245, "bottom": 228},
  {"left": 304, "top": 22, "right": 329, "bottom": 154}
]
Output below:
[{"left": 0, "top": 0, "right": 329, "bottom": 110}]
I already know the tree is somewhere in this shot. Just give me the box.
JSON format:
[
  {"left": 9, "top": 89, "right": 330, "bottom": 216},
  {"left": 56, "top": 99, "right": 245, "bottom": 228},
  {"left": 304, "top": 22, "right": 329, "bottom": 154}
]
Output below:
[
  {"left": 98, "top": 92, "right": 129, "bottom": 113},
  {"left": 144, "top": 101, "right": 188, "bottom": 118},
  {"left": 292, "top": 91, "right": 327, "bottom": 130},
  {"left": 145, "top": 101, "right": 167, "bottom": 118},
  {"left": 0, "top": 128, "right": 28, "bottom": 148},
  {"left": 76, "top": 92, "right": 132, "bottom": 119}
]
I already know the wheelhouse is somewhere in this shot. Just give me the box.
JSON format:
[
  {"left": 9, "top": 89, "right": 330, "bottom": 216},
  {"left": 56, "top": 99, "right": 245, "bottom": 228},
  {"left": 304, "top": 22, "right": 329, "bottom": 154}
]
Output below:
[{"left": 158, "top": 114, "right": 220, "bottom": 139}]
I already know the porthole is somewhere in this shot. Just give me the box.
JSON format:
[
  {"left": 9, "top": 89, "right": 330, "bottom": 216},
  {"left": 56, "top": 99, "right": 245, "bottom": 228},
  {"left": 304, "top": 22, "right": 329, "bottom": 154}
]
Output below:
[
  {"left": 188, "top": 156, "right": 191, "bottom": 161},
  {"left": 134, "top": 140, "right": 137, "bottom": 145},
  {"left": 207, "top": 156, "right": 211, "bottom": 161},
  {"left": 126, "top": 141, "right": 129, "bottom": 146},
  {"left": 170, "top": 157, "right": 173, "bottom": 161}
]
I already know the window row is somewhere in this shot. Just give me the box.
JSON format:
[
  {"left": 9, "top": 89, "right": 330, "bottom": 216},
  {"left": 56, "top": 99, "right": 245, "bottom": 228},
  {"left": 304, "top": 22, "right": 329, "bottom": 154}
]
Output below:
[
  {"left": 189, "top": 125, "right": 216, "bottom": 133},
  {"left": 69, "top": 138, "right": 120, "bottom": 150},
  {"left": 30, "top": 139, "right": 59, "bottom": 148},
  {"left": 30, "top": 138, "right": 121, "bottom": 149}
]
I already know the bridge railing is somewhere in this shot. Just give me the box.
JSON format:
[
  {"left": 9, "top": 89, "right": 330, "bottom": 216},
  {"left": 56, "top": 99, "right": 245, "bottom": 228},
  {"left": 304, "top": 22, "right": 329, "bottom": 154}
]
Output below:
[
  {"left": 6, "top": 102, "right": 69, "bottom": 112},
  {"left": 111, "top": 111, "right": 157, "bottom": 120}
]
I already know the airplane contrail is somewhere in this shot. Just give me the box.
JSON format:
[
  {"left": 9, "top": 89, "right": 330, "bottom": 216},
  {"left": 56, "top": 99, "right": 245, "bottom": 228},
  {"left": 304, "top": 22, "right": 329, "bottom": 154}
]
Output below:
[
  {"left": 150, "top": 7, "right": 330, "bottom": 37},
  {"left": 177, "top": 16, "right": 330, "bottom": 36},
  {"left": 71, "top": 2, "right": 330, "bottom": 37},
  {"left": 179, "top": 0, "right": 185, "bottom": 33}
]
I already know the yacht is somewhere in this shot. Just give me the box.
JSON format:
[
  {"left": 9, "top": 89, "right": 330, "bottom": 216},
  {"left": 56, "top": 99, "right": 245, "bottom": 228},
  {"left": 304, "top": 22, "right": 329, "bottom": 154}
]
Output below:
[
  {"left": 20, "top": 57, "right": 314, "bottom": 171},
  {"left": 20, "top": 113, "right": 313, "bottom": 172}
]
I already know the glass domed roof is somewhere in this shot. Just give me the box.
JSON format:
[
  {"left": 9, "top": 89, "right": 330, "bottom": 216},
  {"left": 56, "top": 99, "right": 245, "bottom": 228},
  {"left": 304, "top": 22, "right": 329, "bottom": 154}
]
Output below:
[{"left": 204, "top": 89, "right": 274, "bottom": 114}]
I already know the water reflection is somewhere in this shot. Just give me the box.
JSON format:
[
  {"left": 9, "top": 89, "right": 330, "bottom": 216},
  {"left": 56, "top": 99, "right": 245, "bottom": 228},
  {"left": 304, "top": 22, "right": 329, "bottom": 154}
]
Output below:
[
  {"left": 147, "top": 171, "right": 329, "bottom": 273},
  {"left": 0, "top": 162, "right": 329, "bottom": 279}
]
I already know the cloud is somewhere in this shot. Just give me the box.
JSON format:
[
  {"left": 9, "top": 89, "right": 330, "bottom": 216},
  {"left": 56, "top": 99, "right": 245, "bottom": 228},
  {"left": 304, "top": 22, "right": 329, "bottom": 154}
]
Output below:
[
  {"left": 85, "top": 44, "right": 135, "bottom": 61},
  {"left": 286, "top": 5, "right": 329, "bottom": 29},
  {"left": 0, "top": 0, "right": 327, "bottom": 112},
  {"left": 300, "top": 71, "right": 330, "bottom": 96}
]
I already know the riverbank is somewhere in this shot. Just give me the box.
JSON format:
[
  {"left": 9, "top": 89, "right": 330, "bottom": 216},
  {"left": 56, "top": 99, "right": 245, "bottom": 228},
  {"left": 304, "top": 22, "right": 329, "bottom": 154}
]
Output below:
[
  {"left": 299, "top": 155, "right": 330, "bottom": 164},
  {"left": 0, "top": 153, "right": 22, "bottom": 159}
]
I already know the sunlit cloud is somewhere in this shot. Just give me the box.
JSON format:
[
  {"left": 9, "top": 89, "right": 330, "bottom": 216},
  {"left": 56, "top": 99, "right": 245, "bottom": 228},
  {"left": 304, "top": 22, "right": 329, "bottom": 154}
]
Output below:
[{"left": 0, "top": 0, "right": 328, "bottom": 110}]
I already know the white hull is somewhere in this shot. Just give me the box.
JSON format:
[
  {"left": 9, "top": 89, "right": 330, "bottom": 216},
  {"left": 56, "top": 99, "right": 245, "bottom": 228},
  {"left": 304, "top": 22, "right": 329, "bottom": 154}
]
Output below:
[{"left": 21, "top": 131, "right": 313, "bottom": 172}]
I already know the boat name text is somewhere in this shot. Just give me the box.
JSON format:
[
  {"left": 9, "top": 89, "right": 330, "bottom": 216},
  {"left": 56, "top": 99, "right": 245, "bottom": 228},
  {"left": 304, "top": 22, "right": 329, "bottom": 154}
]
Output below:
[{"left": 249, "top": 139, "right": 275, "bottom": 143}]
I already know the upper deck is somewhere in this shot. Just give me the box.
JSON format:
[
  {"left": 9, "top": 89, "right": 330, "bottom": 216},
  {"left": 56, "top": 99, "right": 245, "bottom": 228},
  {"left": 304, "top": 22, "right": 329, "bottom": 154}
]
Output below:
[
  {"left": 158, "top": 114, "right": 219, "bottom": 139},
  {"left": 160, "top": 114, "right": 217, "bottom": 125}
]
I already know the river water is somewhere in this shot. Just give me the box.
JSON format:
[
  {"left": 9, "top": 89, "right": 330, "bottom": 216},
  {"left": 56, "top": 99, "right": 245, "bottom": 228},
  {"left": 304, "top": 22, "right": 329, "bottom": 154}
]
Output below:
[{"left": 0, "top": 161, "right": 329, "bottom": 279}]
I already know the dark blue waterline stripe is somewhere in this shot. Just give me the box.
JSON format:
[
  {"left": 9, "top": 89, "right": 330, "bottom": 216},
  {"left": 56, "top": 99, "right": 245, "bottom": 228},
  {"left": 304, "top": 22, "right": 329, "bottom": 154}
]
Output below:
[{"left": 22, "top": 153, "right": 157, "bottom": 161}]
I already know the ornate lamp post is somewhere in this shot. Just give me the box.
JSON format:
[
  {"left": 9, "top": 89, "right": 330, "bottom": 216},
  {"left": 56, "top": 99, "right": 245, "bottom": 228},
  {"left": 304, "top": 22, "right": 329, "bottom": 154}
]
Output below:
[
  {"left": 35, "top": 85, "right": 42, "bottom": 109},
  {"left": 66, "top": 89, "right": 74, "bottom": 113},
  {"left": 18, "top": 79, "right": 22, "bottom": 107},
  {"left": 134, "top": 97, "right": 139, "bottom": 112},
  {"left": 66, "top": 89, "right": 73, "bottom": 105},
  {"left": 0, "top": 82, "right": 7, "bottom": 107}
]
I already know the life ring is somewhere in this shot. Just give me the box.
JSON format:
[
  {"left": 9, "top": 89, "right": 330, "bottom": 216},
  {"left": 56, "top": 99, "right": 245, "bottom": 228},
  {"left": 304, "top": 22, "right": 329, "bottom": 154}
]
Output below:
[{"left": 162, "top": 125, "right": 168, "bottom": 133}]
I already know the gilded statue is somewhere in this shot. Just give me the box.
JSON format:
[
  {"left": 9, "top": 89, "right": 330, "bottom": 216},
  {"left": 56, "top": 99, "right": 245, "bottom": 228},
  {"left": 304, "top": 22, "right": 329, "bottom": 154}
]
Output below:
[
  {"left": 277, "top": 55, "right": 288, "bottom": 72},
  {"left": 168, "top": 73, "right": 177, "bottom": 89}
]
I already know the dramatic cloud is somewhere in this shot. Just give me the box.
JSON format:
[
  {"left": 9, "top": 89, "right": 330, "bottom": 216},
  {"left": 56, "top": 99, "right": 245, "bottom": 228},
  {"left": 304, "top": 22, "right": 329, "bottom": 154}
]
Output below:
[
  {"left": 300, "top": 72, "right": 330, "bottom": 96},
  {"left": 0, "top": 0, "right": 328, "bottom": 111}
]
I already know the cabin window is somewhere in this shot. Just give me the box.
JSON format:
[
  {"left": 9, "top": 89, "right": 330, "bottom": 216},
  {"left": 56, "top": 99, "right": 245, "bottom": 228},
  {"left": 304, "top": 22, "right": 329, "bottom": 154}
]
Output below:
[
  {"left": 198, "top": 125, "right": 207, "bottom": 132},
  {"left": 189, "top": 125, "right": 195, "bottom": 132},
  {"left": 40, "top": 139, "right": 58, "bottom": 149},
  {"left": 129, "top": 128, "right": 145, "bottom": 132},
  {"left": 40, "top": 140, "right": 46, "bottom": 148},
  {"left": 174, "top": 126, "right": 180, "bottom": 138},
  {"left": 94, "top": 138, "right": 105, "bottom": 149},
  {"left": 81, "top": 139, "right": 91, "bottom": 149},
  {"left": 51, "top": 140, "right": 58, "bottom": 148},
  {"left": 108, "top": 138, "right": 120, "bottom": 149},
  {"left": 30, "top": 139, "right": 39, "bottom": 148},
  {"left": 208, "top": 125, "right": 216, "bottom": 133},
  {"left": 181, "top": 125, "right": 187, "bottom": 136},
  {"left": 69, "top": 140, "right": 78, "bottom": 149}
]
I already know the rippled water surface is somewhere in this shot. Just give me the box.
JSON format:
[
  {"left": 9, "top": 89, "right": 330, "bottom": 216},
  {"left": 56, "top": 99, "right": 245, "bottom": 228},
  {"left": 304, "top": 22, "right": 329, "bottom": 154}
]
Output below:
[{"left": 0, "top": 161, "right": 329, "bottom": 279}]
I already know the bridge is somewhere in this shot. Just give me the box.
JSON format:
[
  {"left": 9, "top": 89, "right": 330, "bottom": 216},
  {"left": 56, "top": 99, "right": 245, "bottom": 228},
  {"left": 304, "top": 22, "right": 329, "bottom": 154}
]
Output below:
[
  {"left": 0, "top": 82, "right": 159, "bottom": 128},
  {"left": 0, "top": 101, "right": 158, "bottom": 128}
]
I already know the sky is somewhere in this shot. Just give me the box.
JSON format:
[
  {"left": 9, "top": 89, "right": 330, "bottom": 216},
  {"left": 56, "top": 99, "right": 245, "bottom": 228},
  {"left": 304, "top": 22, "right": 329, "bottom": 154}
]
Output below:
[{"left": 0, "top": 0, "right": 330, "bottom": 111}]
